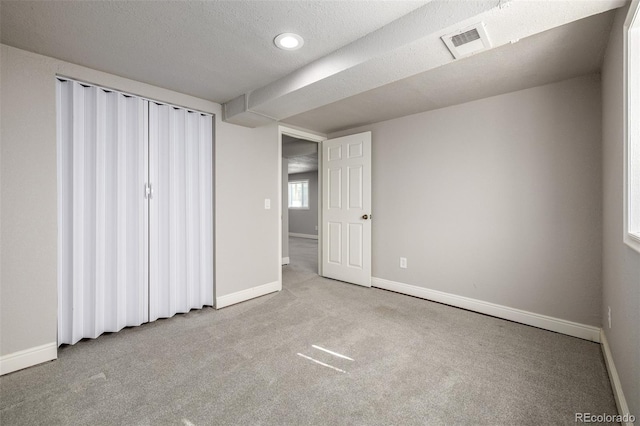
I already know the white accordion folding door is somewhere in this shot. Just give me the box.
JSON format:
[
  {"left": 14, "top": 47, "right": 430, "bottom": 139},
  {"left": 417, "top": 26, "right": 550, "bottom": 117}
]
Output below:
[
  {"left": 57, "top": 78, "right": 213, "bottom": 346},
  {"left": 57, "top": 79, "right": 148, "bottom": 345},
  {"left": 148, "top": 103, "right": 214, "bottom": 321}
]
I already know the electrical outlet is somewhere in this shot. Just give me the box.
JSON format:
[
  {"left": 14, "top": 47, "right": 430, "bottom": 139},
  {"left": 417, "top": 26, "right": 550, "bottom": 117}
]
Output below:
[
  {"left": 400, "top": 257, "right": 407, "bottom": 269},
  {"left": 264, "top": 198, "right": 271, "bottom": 210},
  {"left": 315, "top": 225, "right": 318, "bottom": 231},
  {"left": 608, "top": 306, "right": 611, "bottom": 329}
]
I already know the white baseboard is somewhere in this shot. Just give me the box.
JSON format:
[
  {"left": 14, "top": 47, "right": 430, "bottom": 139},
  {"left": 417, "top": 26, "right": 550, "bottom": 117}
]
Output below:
[
  {"left": 371, "top": 277, "right": 601, "bottom": 342},
  {"left": 282, "top": 257, "right": 290, "bottom": 265},
  {"left": 601, "top": 330, "right": 634, "bottom": 425},
  {"left": 216, "top": 281, "right": 281, "bottom": 309},
  {"left": 0, "top": 342, "right": 57, "bottom": 375},
  {"left": 289, "top": 233, "right": 318, "bottom": 240}
]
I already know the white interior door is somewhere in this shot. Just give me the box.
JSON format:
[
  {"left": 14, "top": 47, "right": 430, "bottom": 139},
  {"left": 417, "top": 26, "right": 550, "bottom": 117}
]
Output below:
[{"left": 322, "top": 132, "right": 372, "bottom": 287}]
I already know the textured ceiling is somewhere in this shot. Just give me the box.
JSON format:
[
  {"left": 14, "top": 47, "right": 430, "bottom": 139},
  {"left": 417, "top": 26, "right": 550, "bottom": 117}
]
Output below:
[
  {"left": 283, "top": 10, "right": 616, "bottom": 134},
  {"left": 0, "top": 0, "right": 428, "bottom": 103},
  {"left": 282, "top": 136, "right": 318, "bottom": 174},
  {"left": 287, "top": 153, "right": 318, "bottom": 175},
  {"left": 223, "top": 0, "right": 624, "bottom": 127},
  {"left": 0, "top": 1, "right": 624, "bottom": 134}
]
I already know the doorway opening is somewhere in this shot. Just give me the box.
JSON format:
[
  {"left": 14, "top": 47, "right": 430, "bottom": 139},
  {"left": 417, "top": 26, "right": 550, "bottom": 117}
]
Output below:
[
  {"left": 279, "top": 127, "right": 324, "bottom": 283},
  {"left": 278, "top": 127, "right": 372, "bottom": 289}
]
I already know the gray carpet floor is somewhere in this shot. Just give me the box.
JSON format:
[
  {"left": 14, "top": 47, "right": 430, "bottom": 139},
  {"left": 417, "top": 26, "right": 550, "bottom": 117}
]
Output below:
[{"left": 0, "top": 237, "right": 617, "bottom": 425}]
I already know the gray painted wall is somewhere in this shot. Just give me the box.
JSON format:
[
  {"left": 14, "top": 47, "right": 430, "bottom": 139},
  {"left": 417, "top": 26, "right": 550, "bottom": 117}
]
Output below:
[
  {"left": 602, "top": 4, "right": 640, "bottom": 416},
  {"left": 0, "top": 44, "right": 279, "bottom": 358},
  {"left": 1, "top": 45, "right": 58, "bottom": 356},
  {"left": 215, "top": 122, "right": 279, "bottom": 298},
  {"left": 330, "top": 74, "right": 603, "bottom": 326},
  {"left": 288, "top": 171, "right": 319, "bottom": 236}
]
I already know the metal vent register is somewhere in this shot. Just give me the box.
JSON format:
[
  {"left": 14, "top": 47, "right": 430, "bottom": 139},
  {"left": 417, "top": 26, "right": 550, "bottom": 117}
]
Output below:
[
  {"left": 451, "top": 28, "right": 481, "bottom": 47},
  {"left": 442, "top": 23, "right": 491, "bottom": 59}
]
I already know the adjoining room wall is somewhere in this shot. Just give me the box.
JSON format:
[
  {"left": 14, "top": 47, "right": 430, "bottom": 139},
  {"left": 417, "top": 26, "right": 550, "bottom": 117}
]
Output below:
[
  {"left": 601, "top": 4, "right": 640, "bottom": 416},
  {"left": 282, "top": 158, "right": 289, "bottom": 260},
  {"left": 0, "top": 44, "right": 279, "bottom": 368},
  {"left": 330, "top": 74, "right": 603, "bottom": 327},
  {"left": 288, "top": 171, "right": 319, "bottom": 237}
]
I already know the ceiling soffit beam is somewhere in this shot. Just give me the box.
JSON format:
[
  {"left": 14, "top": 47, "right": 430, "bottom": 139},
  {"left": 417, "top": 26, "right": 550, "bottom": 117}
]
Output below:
[
  {"left": 282, "top": 141, "right": 318, "bottom": 158},
  {"left": 223, "top": 0, "right": 498, "bottom": 127},
  {"left": 223, "top": 0, "right": 625, "bottom": 128},
  {"left": 223, "top": 93, "right": 278, "bottom": 127}
]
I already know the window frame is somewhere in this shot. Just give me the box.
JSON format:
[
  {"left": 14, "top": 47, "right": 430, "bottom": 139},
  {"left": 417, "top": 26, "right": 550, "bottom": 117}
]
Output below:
[
  {"left": 288, "top": 179, "right": 310, "bottom": 210},
  {"left": 624, "top": 0, "right": 640, "bottom": 253}
]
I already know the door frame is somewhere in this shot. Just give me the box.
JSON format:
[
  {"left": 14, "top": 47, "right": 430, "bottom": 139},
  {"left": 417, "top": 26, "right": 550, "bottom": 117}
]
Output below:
[{"left": 278, "top": 125, "right": 326, "bottom": 288}]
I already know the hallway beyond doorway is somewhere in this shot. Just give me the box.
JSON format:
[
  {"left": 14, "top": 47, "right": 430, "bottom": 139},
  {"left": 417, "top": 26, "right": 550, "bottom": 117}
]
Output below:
[{"left": 285, "top": 237, "right": 318, "bottom": 279}]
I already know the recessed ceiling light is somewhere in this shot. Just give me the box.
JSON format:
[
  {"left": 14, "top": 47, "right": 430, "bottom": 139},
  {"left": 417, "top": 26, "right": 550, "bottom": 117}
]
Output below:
[{"left": 274, "top": 33, "right": 304, "bottom": 51}]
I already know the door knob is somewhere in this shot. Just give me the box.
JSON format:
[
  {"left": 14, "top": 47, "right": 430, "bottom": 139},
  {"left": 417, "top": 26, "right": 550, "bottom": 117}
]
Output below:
[{"left": 362, "top": 214, "right": 369, "bottom": 220}]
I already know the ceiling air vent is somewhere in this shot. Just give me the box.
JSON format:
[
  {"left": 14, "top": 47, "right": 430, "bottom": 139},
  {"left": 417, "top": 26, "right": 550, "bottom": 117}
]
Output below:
[{"left": 441, "top": 23, "right": 491, "bottom": 59}]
